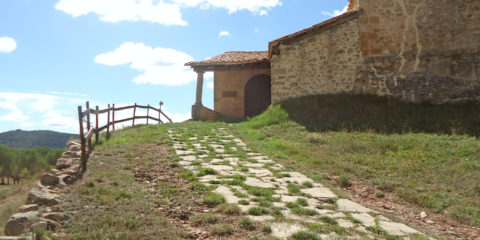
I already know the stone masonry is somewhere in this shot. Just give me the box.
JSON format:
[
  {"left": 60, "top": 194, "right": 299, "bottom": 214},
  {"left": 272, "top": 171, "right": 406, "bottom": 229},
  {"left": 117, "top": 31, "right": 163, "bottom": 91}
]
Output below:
[{"left": 270, "top": 0, "right": 480, "bottom": 103}]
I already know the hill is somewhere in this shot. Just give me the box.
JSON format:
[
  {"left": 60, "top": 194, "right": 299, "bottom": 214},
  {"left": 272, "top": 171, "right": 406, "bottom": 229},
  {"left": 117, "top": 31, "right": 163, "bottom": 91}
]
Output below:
[{"left": 0, "top": 129, "right": 78, "bottom": 149}]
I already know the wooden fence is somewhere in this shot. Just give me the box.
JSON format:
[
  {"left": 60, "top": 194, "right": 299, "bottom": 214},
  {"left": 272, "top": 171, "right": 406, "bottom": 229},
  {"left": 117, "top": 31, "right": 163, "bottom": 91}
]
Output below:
[{"left": 77, "top": 101, "right": 172, "bottom": 172}]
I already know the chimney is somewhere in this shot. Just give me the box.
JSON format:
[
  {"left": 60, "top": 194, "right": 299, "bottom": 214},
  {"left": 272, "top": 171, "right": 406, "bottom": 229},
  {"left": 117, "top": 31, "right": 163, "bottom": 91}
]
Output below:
[{"left": 348, "top": 0, "right": 360, "bottom": 10}]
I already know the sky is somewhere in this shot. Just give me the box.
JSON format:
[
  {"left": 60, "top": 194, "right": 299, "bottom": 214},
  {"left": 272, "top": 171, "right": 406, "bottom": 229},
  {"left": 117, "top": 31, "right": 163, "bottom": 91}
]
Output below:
[{"left": 0, "top": 0, "right": 349, "bottom": 134}]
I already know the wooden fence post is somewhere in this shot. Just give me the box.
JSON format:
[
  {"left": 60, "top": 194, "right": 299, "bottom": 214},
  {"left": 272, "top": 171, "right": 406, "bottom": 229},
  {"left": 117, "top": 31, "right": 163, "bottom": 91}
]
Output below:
[
  {"left": 86, "top": 101, "right": 92, "bottom": 153},
  {"left": 78, "top": 106, "right": 87, "bottom": 172},
  {"left": 132, "top": 103, "right": 136, "bottom": 127},
  {"left": 147, "top": 104, "right": 150, "bottom": 125},
  {"left": 95, "top": 106, "right": 99, "bottom": 143},
  {"left": 159, "top": 101, "right": 163, "bottom": 124},
  {"left": 107, "top": 104, "right": 110, "bottom": 135},
  {"left": 112, "top": 104, "right": 115, "bottom": 131}
]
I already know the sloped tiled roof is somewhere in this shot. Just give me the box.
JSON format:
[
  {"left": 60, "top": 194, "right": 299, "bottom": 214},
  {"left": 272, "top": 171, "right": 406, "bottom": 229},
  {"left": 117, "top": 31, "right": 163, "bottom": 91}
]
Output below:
[
  {"left": 185, "top": 51, "right": 269, "bottom": 67},
  {"left": 268, "top": 9, "right": 364, "bottom": 58}
]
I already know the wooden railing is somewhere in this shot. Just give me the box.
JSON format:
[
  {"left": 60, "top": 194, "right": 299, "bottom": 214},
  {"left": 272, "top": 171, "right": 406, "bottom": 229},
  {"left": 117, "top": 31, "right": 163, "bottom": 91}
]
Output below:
[{"left": 77, "top": 101, "right": 172, "bottom": 172}]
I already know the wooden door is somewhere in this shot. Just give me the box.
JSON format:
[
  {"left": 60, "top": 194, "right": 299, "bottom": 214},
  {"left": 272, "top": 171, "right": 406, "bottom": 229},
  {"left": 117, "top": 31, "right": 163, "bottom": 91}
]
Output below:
[{"left": 244, "top": 74, "right": 271, "bottom": 118}]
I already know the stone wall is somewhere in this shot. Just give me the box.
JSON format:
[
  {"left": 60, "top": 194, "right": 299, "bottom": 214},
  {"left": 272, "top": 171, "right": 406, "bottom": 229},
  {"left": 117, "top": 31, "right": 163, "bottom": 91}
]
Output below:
[
  {"left": 214, "top": 68, "right": 271, "bottom": 118},
  {"left": 270, "top": 18, "right": 362, "bottom": 103},
  {"left": 271, "top": 0, "right": 480, "bottom": 103},
  {"left": 356, "top": 0, "right": 480, "bottom": 102}
]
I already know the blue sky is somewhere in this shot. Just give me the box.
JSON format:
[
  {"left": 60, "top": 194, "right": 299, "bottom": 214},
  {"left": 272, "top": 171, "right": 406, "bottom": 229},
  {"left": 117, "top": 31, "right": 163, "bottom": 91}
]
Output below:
[{"left": 0, "top": 0, "right": 348, "bottom": 133}]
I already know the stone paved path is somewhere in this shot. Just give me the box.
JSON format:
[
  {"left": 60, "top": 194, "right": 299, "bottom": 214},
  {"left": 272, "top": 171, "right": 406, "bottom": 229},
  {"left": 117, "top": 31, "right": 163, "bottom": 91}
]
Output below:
[{"left": 169, "top": 126, "right": 426, "bottom": 239}]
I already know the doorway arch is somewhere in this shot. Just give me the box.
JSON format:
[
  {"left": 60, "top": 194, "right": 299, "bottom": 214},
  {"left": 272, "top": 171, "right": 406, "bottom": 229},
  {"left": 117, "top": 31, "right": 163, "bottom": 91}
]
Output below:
[{"left": 244, "top": 74, "right": 271, "bottom": 118}]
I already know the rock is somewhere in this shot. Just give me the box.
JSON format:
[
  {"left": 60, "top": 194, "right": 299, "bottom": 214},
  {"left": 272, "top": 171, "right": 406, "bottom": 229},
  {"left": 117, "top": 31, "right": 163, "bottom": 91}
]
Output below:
[
  {"left": 0, "top": 237, "right": 30, "bottom": 240},
  {"left": 426, "top": 219, "right": 435, "bottom": 224},
  {"left": 56, "top": 158, "right": 73, "bottom": 170},
  {"left": 50, "top": 169, "right": 61, "bottom": 175},
  {"left": 41, "top": 174, "right": 60, "bottom": 186},
  {"left": 43, "top": 219, "right": 62, "bottom": 231},
  {"left": 43, "top": 212, "right": 69, "bottom": 222},
  {"left": 27, "top": 188, "right": 60, "bottom": 206},
  {"left": 336, "top": 199, "right": 375, "bottom": 213},
  {"left": 420, "top": 211, "right": 427, "bottom": 219},
  {"left": 18, "top": 204, "right": 39, "bottom": 213},
  {"left": 30, "top": 220, "right": 48, "bottom": 231},
  {"left": 61, "top": 174, "right": 76, "bottom": 185},
  {"left": 378, "top": 221, "right": 419, "bottom": 236},
  {"left": 69, "top": 144, "right": 81, "bottom": 151},
  {"left": 270, "top": 223, "right": 306, "bottom": 239},
  {"left": 4, "top": 211, "right": 39, "bottom": 236},
  {"left": 300, "top": 187, "right": 337, "bottom": 199}
]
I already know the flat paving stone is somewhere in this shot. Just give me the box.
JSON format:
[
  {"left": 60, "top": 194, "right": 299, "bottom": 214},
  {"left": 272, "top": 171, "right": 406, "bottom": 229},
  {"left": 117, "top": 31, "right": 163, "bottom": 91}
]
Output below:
[
  {"left": 213, "top": 186, "right": 239, "bottom": 204},
  {"left": 378, "top": 220, "right": 419, "bottom": 236},
  {"left": 351, "top": 213, "right": 376, "bottom": 227},
  {"left": 337, "top": 199, "right": 375, "bottom": 213},
  {"left": 244, "top": 177, "right": 275, "bottom": 188},
  {"left": 180, "top": 155, "right": 197, "bottom": 161},
  {"left": 176, "top": 150, "right": 195, "bottom": 155},
  {"left": 301, "top": 187, "right": 337, "bottom": 199},
  {"left": 208, "top": 165, "right": 234, "bottom": 172},
  {"left": 337, "top": 219, "right": 355, "bottom": 228},
  {"left": 270, "top": 223, "right": 306, "bottom": 239},
  {"left": 247, "top": 169, "right": 273, "bottom": 177}
]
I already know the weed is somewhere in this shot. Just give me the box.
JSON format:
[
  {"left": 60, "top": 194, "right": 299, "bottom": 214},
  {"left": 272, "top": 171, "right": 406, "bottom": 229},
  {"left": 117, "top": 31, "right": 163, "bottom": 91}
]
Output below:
[
  {"left": 339, "top": 176, "right": 352, "bottom": 188},
  {"left": 375, "top": 191, "right": 385, "bottom": 198},
  {"left": 209, "top": 224, "right": 234, "bottom": 236},
  {"left": 216, "top": 203, "right": 241, "bottom": 215},
  {"left": 287, "top": 183, "right": 301, "bottom": 195},
  {"left": 319, "top": 216, "right": 337, "bottom": 225},
  {"left": 290, "top": 231, "right": 321, "bottom": 240},
  {"left": 291, "top": 207, "right": 318, "bottom": 216},
  {"left": 302, "top": 181, "right": 313, "bottom": 188},
  {"left": 197, "top": 168, "right": 217, "bottom": 177},
  {"left": 238, "top": 199, "right": 250, "bottom": 205},
  {"left": 202, "top": 192, "right": 225, "bottom": 207},
  {"left": 296, "top": 198, "right": 308, "bottom": 206},
  {"left": 238, "top": 217, "right": 255, "bottom": 230},
  {"left": 248, "top": 207, "right": 270, "bottom": 216},
  {"left": 262, "top": 225, "right": 272, "bottom": 233},
  {"left": 191, "top": 214, "right": 219, "bottom": 226}
]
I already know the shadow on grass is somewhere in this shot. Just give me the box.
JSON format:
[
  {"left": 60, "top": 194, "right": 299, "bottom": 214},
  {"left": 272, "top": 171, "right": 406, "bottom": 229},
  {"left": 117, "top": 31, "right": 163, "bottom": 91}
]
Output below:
[{"left": 276, "top": 94, "right": 480, "bottom": 137}]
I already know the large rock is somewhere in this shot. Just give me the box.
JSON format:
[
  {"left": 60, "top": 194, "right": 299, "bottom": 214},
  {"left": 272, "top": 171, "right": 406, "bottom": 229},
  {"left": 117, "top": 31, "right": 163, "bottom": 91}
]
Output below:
[
  {"left": 18, "top": 204, "right": 39, "bottom": 213},
  {"left": 0, "top": 237, "right": 30, "bottom": 240},
  {"left": 69, "top": 144, "right": 81, "bottom": 152},
  {"left": 43, "top": 212, "right": 69, "bottom": 222},
  {"left": 27, "top": 188, "right": 60, "bottom": 206},
  {"left": 41, "top": 174, "right": 59, "bottom": 186},
  {"left": 61, "top": 174, "right": 76, "bottom": 185},
  {"left": 56, "top": 158, "right": 73, "bottom": 170},
  {"left": 4, "top": 211, "right": 39, "bottom": 236}
]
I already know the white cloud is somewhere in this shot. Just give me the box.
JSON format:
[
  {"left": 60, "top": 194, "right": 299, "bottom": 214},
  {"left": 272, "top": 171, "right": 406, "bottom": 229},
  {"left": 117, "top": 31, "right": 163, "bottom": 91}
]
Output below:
[
  {"left": 42, "top": 111, "right": 77, "bottom": 130},
  {"left": 321, "top": 4, "right": 348, "bottom": 17},
  {"left": 207, "top": 81, "right": 214, "bottom": 89},
  {"left": 173, "top": 0, "right": 282, "bottom": 14},
  {"left": 95, "top": 42, "right": 196, "bottom": 86},
  {"left": 0, "top": 37, "right": 17, "bottom": 53},
  {"left": 50, "top": 91, "right": 90, "bottom": 98},
  {"left": 55, "top": 0, "right": 187, "bottom": 26},
  {"left": 55, "top": 0, "right": 282, "bottom": 26},
  {"left": 164, "top": 111, "right": 190, "bottom": 122},
  {"left": 218, "top": 30, "right": 230, "bottom": 37}
]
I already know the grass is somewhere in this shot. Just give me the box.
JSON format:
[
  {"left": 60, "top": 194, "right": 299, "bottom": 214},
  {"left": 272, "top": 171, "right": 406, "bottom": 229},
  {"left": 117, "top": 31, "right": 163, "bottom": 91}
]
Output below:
[
  {"left": 61, "top": 124, "right": 191, "bottom": 239},
  {"left": 290, "top": 231, "right": 321, "bottom": 240},
  {"left": 202, "top": 192, "right": 226, "bottom": 207},
  {"left": 191, "top": 213, "right": 219, "bottom": 225},
  {"left": 216, "top": 203, "right": 241, "bottom": 215},
  {"left": 0, "top": 174, "right": 42, "bottom": 234},
  {"left": 235, "top": 98, "right": 480, "bottom": 226},
  {"left": 248, "top": 207, "right": 270, "bottom": 216},
  {"left": 209, "top": 224, "right": 234, "bottom": 236},
  {"left": 238, "top": 217, "right": 255, "bottom": 230}
]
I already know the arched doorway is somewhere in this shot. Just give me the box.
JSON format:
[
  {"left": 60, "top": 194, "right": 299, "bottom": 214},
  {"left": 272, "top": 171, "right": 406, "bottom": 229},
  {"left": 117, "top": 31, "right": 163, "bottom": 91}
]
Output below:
[{"left": 244, "top": 74, "right": 271, "bottom": 118}]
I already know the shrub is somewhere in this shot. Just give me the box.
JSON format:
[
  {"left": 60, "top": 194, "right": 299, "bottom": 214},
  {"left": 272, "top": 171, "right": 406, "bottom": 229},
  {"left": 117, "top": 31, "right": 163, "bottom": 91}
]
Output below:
[{"left": 339, "top": 175, "right": 352, "bottom": 188}]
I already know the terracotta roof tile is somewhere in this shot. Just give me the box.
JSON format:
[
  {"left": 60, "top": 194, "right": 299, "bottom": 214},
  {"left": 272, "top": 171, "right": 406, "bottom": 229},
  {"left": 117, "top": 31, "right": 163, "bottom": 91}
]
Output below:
[{"left": 185, "top": 51, "right": 269, "bottom": 67}]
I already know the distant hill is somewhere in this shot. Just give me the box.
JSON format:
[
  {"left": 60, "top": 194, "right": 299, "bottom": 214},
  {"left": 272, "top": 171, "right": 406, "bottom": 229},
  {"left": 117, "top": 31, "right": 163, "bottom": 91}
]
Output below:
[{"left": 0, "top": 130, "right": 79, "bottom": 149}]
